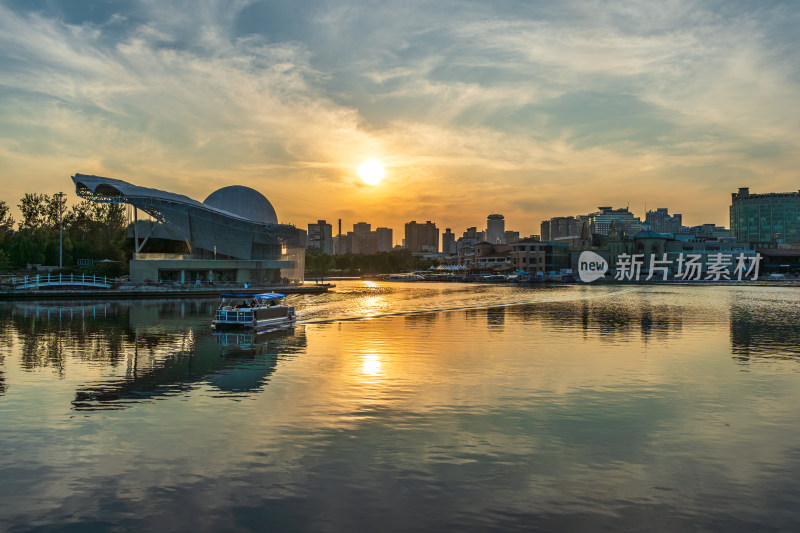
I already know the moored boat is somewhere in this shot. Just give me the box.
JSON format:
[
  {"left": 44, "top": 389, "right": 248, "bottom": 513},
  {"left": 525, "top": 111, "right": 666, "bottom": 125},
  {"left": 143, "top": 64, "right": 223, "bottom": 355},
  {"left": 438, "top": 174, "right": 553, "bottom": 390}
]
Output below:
[
  {"left": 387, "top": 273, "right": 424, "bottom": 281},
  {"left": 211, "top": 293, "right": 296, "bottom": 332}
]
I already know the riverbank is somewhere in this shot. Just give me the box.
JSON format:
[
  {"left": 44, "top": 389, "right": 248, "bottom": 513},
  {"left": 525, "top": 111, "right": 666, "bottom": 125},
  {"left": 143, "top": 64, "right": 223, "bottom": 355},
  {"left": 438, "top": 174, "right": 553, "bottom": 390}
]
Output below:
[{"left": 0, "top": 283, "right": 334, "bottom": 301}]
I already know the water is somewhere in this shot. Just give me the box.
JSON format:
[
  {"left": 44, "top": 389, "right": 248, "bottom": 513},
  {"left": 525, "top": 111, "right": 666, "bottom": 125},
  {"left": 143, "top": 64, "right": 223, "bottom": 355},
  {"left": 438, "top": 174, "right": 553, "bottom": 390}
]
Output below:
[{"left": 1, "top": 281, "right": 800, "bottom": 531}]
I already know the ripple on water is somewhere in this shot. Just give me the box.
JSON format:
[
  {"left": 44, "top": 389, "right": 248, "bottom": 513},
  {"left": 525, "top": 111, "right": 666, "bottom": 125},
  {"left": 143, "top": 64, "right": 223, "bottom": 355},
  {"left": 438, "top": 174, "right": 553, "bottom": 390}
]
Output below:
[{"left": 1, "top": 282, "right": 800, "bottom": 531}]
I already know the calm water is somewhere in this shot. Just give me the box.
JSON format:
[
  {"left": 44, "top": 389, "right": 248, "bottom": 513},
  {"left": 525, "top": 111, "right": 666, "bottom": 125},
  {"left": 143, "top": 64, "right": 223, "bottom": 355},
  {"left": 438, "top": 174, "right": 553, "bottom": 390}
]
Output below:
[{"left": 1, "top": 281, "right": 800, "bottom": 532}]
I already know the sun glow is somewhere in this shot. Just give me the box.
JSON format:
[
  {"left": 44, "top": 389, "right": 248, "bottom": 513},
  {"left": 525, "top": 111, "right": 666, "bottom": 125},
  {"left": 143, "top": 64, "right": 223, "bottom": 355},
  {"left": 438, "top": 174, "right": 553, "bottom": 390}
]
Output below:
[{"left": 358, "top": 160, "right": 385, "bottom": 185}]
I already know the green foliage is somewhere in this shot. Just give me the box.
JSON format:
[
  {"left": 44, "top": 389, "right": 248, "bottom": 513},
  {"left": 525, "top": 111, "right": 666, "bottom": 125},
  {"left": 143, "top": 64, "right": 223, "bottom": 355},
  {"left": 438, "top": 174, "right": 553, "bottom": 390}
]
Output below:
[
  {"left": 1, "top": 192, "right": 128, "bottom": 269},
  {"left": 0, "top": 201, "right": 14, "bottom": 245},
  {"left": 0, "top": 248, "right": 12, "bottom": 271},
  {"left": 306, "top": 250, "right": 437, "bottom": 276},
  {"left": 18, "top": 193, "right": 49, "bottom": 230}
]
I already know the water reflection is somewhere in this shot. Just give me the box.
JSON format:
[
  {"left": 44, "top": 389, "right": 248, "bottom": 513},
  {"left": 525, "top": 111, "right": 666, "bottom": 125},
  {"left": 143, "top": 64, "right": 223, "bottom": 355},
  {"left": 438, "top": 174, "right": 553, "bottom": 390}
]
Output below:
[
  {"left": 2, "top": 284, "right": 800, "bottom": 532},
  {"left": 730, "top": 295, "right": 800, "bottom": 362},
  {"left": 0, "top": 300, "right": 305, "bottom": 410},
  {"left": 516, "top": 296, "right": 690, "bottom": 342},
  {"left": 73, "top": 328, "right": 305, "bottom": 410},
  {"left": 361, "top": 353, "right": 382, "bottom": 377},
  {"left": 2, "top": 302, "right": 130, "bottom": 373},
  {"left": 403, "top": 312, "right": 438, "bottom": 330},
  {"left": 487, "top": 306, "right": 505, "bottom": 329}
]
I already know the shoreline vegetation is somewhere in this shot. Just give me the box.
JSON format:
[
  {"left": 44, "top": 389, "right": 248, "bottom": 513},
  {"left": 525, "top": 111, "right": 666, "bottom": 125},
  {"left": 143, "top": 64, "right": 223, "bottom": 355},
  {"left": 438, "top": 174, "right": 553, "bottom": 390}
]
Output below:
[
  {"left": 0, "top": 193, "right": 127, "bottom": 277},
  {"left": 0, "top": 193, "right": 437, "bottom": 280}
]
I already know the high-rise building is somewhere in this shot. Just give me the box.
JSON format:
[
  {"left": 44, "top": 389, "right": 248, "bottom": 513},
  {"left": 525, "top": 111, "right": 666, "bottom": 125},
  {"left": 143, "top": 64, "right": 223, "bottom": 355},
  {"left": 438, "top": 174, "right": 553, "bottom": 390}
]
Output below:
[
  {"left": 350, "top": 222, "right": 377, "bottom": 254},
  {"left": 542, "top": 209, "right": 640, "bottom": 241},
  {"left": 486, "top": 214, "right": 505, "bottom": 244},
  {"left": 442, "top": 228, "right": 456, "bottom": 254},
  {"left": 503, "top": 230, "right": 520, "bottom": 244},
  {"left": 307, "top": 220, "right": 333, "bottom": 254},
  {"left": 687, "top": 224, "right": 731, "bottom": 240},
  {"left": 334, "top": 222, "right": 387, "bottom": 255},
  {"left": 405, "top": 220, "right": 439, "bottom": 253},
  {"left": 375, "top": 227, "right": 393, "bottom": 252},
  {"left": 730, "top": 187, "right": 800, "bottom": 244},
  {"left": 590, "top": 207, "right": 642, "bottom": 236},
  {"left": 540, "top": 216, "right": 588, "bottom": 241},
  {"left": 353, "top": 222, "right": 371, "bottom": 235},
  {"left": 456, "top": 226, "right": 485, "bottom": 251},
  {"left": 645, "top": 208, "right": 683, "bottom": 235}
]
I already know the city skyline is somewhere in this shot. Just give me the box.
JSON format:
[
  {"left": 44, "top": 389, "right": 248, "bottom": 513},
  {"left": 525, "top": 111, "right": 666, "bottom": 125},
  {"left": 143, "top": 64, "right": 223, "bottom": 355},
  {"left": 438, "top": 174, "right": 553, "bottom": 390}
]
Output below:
[{"left": 2, "top": 2, "right": 800, "bottom": 236}]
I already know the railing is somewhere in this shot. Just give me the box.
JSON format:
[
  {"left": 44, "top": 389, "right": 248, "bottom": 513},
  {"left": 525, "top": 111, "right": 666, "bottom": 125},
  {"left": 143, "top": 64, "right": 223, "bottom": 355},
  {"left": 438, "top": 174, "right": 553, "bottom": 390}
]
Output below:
[
  {"left": 215, "top": 310, "right": 254, "bottom": 323},
  {"left": 6, "top": 273, "right": 114, "bottom": 289},
  {"left": 133, "top": 253, "right": 197, "bottom": 260}
]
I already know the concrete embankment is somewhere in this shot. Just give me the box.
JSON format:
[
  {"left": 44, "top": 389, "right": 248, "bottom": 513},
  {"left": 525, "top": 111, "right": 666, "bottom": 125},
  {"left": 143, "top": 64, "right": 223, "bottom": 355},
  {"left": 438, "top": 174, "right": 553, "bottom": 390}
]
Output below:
[{"left": 0, "top": 284, "right": 334, "bottom": 301}]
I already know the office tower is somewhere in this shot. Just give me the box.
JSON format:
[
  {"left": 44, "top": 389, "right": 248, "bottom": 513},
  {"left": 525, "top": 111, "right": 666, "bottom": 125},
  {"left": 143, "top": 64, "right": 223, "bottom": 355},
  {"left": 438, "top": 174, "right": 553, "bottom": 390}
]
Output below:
[
  {"left": 645, "top": 208, "right": 683, "bottom": 235},
  {"left": 350, "top": 222, "right": 376, "bottom": 254},
  {"left": 486, "top": 214, "right": 505, "bottom": 244},
  {"left": 540, "top": 216, "right": 588, "bottom": 241},
  {"left": 442, "top": 228, "right": 456, "bottom": 254},
  {"left": 503, "top": 230, "right": 520, "bottom": 244},
  {"left": 405, "top": 220, "right": 439, "bottom": 253},
  {"left": 307, "top": 220, "right": 333, "bottom": 254},
  {"left": 730, "top": 187, "right": 800, "bottom": 244},
  {"left": 589, "top": 207, "right": 642, "bottom": 236},
  {"left": 376, "top": 227, "right": 393, "bottom": 252}
]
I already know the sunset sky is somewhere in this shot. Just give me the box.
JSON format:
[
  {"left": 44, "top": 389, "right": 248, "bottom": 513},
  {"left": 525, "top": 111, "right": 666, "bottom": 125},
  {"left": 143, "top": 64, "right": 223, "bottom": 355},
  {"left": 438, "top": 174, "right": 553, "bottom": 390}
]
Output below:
[{"left": 1, "top": 0, "right": 798, "bottom": 238}]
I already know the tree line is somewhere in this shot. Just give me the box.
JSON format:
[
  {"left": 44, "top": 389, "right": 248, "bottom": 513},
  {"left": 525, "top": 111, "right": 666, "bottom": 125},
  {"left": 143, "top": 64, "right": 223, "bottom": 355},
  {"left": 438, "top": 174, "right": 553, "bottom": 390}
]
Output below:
[
  {"left": 305, "top": 249, "right": 437, "bottom": 277},
  {"left": 0, "top": 193, "right": 128, "bottom": 274},
  {"left": 0, "top": 191, "right": 434, "bottom": 277}
]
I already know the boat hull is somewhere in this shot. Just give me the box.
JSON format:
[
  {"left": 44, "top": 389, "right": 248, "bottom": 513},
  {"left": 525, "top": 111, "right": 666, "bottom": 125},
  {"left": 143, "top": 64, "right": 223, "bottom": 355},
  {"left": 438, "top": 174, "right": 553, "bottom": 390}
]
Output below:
[
  {"left": 212, "top": 303, "right": 297, "bottom": 332},
  {"left": 212, "top": 315, "right": 296, "bottom": 332}
]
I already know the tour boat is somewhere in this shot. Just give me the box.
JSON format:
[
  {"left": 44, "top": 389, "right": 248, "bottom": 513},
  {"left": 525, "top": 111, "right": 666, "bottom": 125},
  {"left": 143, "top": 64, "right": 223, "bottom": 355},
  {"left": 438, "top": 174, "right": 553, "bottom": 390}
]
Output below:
[
  {"left": 211, "top": 293, "right": 296, "bottom": 332},
  {"left": 387, "top": 273, "right": 424, "bottom": 281}
]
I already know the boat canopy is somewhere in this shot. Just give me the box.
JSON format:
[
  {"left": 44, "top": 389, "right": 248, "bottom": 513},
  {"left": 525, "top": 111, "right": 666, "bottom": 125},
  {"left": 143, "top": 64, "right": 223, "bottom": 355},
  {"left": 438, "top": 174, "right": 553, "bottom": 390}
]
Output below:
[{"left": 220, "top": 293, "right": 286, "bottom": 299}]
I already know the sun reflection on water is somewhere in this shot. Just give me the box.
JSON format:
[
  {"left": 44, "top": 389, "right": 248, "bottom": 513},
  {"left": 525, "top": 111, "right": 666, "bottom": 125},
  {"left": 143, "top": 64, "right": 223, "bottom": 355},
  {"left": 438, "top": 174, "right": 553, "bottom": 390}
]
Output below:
[{"left": 361, "top": 354, "right": 382, "bottom": 376}]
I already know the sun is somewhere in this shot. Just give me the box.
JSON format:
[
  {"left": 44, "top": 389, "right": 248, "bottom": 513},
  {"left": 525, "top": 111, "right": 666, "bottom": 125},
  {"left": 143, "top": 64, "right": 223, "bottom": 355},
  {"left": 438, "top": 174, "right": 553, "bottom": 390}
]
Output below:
[{"left": 358, "top": 160, "right": 385, "bottom": 185}]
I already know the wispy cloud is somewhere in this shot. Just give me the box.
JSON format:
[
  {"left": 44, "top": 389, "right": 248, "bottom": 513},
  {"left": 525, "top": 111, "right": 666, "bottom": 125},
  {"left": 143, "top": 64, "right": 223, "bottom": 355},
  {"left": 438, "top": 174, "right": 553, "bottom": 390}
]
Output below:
[{"left": 0, "top": 0, "right": 798, "bottom": 234}]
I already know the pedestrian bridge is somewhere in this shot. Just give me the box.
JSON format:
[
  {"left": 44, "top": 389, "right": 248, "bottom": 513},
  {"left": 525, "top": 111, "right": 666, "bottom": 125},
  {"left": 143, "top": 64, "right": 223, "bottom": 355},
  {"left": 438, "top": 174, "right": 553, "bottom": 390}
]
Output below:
[{"left": 5, "top": 273, "right": 114, "bottom": 290}]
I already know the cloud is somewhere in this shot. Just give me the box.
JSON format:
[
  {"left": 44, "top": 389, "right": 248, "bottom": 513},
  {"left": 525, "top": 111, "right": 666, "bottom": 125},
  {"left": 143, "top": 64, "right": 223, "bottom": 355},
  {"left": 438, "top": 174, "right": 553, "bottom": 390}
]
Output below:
[{"left": 0, "top": 0, "right": 798, "bottom": 235}]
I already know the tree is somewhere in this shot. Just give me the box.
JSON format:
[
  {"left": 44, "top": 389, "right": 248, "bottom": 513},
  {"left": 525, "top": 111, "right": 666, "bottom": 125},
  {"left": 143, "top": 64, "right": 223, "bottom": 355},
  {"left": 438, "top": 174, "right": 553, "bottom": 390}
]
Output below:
[
  {"left": 0, "top": 200, "right": 14, "bottom": 244},
  {"left": 45, "top": 192, "right": 67, "bottom": 229},
  {"left": 18, "top": 193, "right": 48, "bottom": 230}
]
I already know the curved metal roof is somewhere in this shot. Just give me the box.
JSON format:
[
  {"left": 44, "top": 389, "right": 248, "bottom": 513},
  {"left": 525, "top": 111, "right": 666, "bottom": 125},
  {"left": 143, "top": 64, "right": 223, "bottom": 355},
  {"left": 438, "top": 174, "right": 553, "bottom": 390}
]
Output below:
[
  {"left": 72, "top": 173, "right": 254, "bottom": 224},
  {"left": 71, "top": 173, "right": 306, "bottom": 260}
]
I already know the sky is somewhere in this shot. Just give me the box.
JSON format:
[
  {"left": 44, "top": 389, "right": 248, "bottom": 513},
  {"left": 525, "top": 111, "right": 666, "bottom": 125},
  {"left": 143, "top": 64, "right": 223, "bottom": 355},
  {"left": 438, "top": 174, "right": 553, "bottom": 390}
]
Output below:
[{"left": 1, "top": 0, "right": 799, "bottom": 239}]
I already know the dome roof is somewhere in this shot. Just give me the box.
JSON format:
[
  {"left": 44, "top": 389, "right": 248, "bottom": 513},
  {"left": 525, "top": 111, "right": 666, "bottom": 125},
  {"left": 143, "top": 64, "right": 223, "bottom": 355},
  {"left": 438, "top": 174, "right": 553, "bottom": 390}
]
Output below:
[
  {"left": 633, "top": 229, "right": 663, "bottom": 239},
  {"left": 203, "top": 185, "right": 278, "bottom": 224}
]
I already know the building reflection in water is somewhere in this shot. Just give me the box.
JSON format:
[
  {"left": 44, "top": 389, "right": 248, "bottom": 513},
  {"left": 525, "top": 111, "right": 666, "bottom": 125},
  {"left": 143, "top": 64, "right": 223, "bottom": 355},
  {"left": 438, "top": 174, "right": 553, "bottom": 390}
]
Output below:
[
  {"left": 512, "top": 297, "right": 687, "bottom": 342},
  {"left": 73, "top": 327, "right": 305, "bottom": 410},
  {"left": 730, "top": 297, "right": 800, "bottom": 363},
  {"left": 0, "top": 300, "right": 305, "bottom": 410},
  {"left": 486, "top": 306, "right": 505, "bottom": 330},
  {"left": 3, "top": 302, "right": 130, "bottom": 375},
  {"left": 403, "top": 312, "right": 438, "bottom": 330}
]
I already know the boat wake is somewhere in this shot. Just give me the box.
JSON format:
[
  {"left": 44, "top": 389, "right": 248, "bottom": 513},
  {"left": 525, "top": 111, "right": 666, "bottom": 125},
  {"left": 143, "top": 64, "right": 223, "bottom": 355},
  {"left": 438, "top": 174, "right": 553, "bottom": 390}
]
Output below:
[{"left": 298, "top": 287, "right": 638, "bottom": 325}]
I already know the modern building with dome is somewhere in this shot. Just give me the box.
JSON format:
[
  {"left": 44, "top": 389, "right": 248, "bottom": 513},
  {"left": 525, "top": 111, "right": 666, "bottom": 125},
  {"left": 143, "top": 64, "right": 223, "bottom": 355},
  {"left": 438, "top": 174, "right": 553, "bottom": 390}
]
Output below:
[{"left": 72, "top": 173, "right": 306, "bottom": 284}]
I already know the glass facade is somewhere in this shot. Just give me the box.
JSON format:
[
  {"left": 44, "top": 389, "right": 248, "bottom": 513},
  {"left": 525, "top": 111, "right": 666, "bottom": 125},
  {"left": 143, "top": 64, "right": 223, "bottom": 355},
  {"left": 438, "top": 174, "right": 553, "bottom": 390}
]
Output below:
[{"left": 730, "top": 188, "right": 800, "bottom": 244}]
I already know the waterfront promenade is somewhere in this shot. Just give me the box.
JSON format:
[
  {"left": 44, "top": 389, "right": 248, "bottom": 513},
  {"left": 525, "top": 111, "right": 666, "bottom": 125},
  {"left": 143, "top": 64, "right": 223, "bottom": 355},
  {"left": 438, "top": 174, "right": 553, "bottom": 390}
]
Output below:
[{"left": 0, "top": 273, "right": 332, "bottom": 300}]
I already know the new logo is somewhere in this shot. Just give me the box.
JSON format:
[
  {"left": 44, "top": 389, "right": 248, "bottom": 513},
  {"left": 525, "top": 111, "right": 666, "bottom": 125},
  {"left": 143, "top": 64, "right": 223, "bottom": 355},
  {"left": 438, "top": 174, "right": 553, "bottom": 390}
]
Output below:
[{"left": 578, "top": 251, "right": 608, "bottom": 283}]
